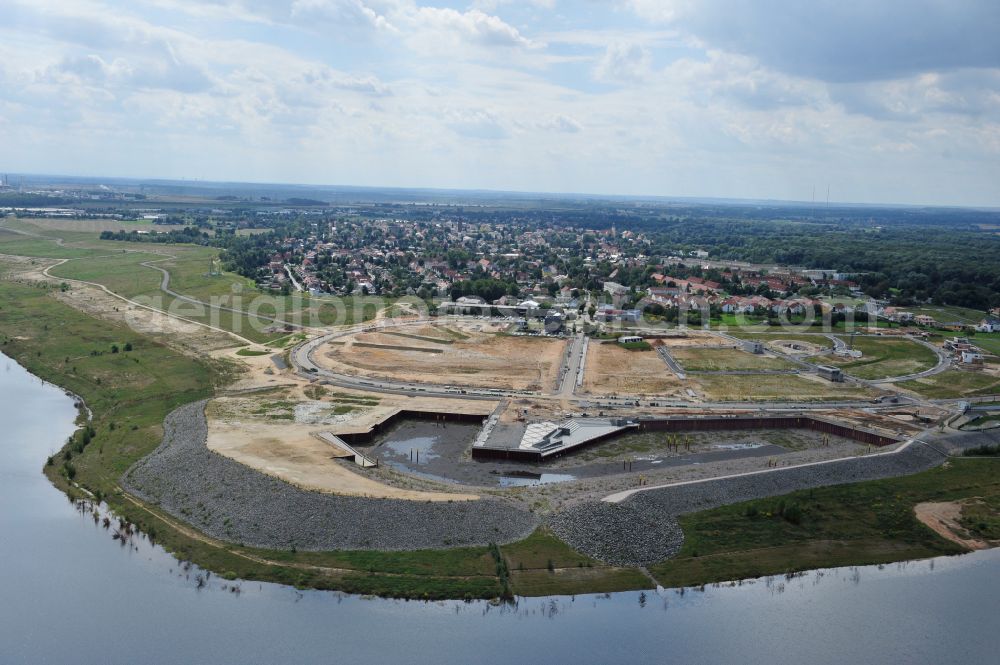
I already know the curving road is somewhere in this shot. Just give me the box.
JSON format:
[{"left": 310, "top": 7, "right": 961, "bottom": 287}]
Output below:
[{"left": 289, "top": 319, "right": 936, "bottom": 413}]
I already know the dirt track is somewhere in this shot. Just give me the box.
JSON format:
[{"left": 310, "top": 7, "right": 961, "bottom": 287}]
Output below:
[{"left": 915, "top": 501, "right": 988, "bottom": 550}]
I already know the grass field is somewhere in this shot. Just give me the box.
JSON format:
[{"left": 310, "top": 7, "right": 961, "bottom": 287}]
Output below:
[
  {"left": 45, "top": 248, "right": 376, "bottom": 340},
  {"left": 672, "top": 347, "right": 798, "bottom": 372},
  {"left": 711, "top": 313, "right": 768, "bottom": 328},
  {"left": 0, "top": 280, "right": 223, "bottom": 486},
  {"left": 0, "top": 229, "right": 106, "bottom": 259},
  {"left": 968, "top": 332, "right": 1000, "bottom": 356},
  {"left": 826, "top": 336, "right": 939, "bottom": 380},
  {"left": 727, "top": 331, "right": 833, "bottom": 348},
  {"left": 695, "top": 373, "right": 874, "bottom": 401},
  {"left": 3, "top": 219, "right": 380, "bottom": 340},
  {"left": 8, "top": 217, "right": 186, "bottom": 233},
  {"left": 909, "top": 305, "right": 987, "bottom": 325},
  {"left": 899, "top": 369, "right": 1000, "bottom": 399},
  {"left": 650, "top": 458, "right": 999, "bottom": 588}
]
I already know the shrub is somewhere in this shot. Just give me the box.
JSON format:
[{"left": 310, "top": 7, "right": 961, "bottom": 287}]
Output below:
[
  {"left": 965, "top": 444, "right": 1000, "bottom": 457},
  {"left": 783, "top": 502, "right": 804, "bottom": 526}
]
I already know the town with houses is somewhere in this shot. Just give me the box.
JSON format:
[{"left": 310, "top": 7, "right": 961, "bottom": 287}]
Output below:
[{"left": 220, "top": 215, "right": 1000, "bottom": 369}]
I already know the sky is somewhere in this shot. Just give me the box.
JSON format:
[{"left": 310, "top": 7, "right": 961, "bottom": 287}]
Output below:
[{"left": 1, "top": 0, "right": 999, "bottom": 206}]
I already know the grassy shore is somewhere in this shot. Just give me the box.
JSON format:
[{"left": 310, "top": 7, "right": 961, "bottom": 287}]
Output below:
[{"left": 649, "top": 459, "right": 999, "bottom": 588}]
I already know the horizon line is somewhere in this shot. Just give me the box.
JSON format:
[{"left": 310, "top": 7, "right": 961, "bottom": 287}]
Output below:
[{"left": 5, "top": 170, "right": 1000, "bottom": 213}]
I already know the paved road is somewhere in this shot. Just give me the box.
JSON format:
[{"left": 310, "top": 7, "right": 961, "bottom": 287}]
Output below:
[
  {"left": 41, "top": 258, "right": 259, "bottom": 346},
  {"left": 654, "top": 346, "right": 686, "bottom": 380},
  {"left": 868, "top": 336, "right": 952, "bottom": 384},
  {"left": 283, "top": 264, "right": 303, "bottom": 292},
  {"left": 557, "top": 333, "right": 586, "bottom": 397},
  {"left": 141, "top": 258, "right": 322, "bottom": 333}
]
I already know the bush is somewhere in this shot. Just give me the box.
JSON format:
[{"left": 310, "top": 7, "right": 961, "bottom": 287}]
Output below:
[
  {"left": 783, "top": 502, "right": 804, "bottom": 526},
  {"left": 965, "top": 444, "right": 1000, "bottom": 457}
]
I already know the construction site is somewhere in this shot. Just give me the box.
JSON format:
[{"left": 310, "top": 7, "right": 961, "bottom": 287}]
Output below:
[{"left": 185, "top": 317, "right": 954, "bottom": 509}]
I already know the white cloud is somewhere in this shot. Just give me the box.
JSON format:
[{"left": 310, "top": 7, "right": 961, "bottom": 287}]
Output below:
[
  {"left": 402, "top": 7, "right": 541, "bottom": 56},
  {"left": 289, "top": 0, "right": 397, "bottom": 31},
  {"left": 445, "top": 108, "right": 508, "bottom": 139},
  {"left": 0, "top": 0, "right": 998, "bottom": 205},
  {"left": 593, "top": 42, "right": 652, "bottom": 83},
  {"left": 538, "top": 114, "right": 582, "bottom": 133},
  {"left": 620, "top": 0, "right": 1000, "bottom": 83}
]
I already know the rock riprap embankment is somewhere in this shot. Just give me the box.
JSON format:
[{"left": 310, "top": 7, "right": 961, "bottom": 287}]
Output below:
[
  {"left": 549, "top": 440, "right": 948, "bottom": 566},
  {"left": 123, "top": 401, "right": 537, "bottom": 551}
]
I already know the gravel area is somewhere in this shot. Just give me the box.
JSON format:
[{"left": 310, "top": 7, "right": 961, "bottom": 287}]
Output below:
[
  {"left": 123, "top": 401, "right": 537, "bottom": 552},
  {"left": 548, "top": 502, "right": 685, "bottom": 566},
  {"left": 550, "top": 437, "right": 955, "bottom": 567}
]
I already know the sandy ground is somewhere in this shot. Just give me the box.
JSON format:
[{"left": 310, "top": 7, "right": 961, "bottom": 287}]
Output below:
[
  {"left": 582, "top": 343, "right": 684, "bottom": 395},
  {"left": 206, "top": 406, "right": 478, "bottom": 501},
  {"left": 0, "top": 253, "right": 60, "bottom": 281},
  {"left": 319, "top": 328, "right": 566, "bottom": 391},
  {"left": 914, "top": 501, "right": 989, "bottom": 550}
]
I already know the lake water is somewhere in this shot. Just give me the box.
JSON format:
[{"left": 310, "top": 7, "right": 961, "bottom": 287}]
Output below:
[{"left": 2, "top": 352, "right": 998, "bottom": 664}]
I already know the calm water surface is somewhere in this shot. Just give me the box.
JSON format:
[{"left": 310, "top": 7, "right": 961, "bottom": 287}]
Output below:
[{"left": 2, "top": 353, "right": 998, "bottom": 665}]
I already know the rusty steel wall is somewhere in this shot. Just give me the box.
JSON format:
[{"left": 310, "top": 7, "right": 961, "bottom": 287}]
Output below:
[{"left": 338, "top": 410, "right": 485, "bottom": 445}]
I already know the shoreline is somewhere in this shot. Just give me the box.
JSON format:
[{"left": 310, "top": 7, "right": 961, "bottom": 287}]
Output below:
[{"left": 2, "top": 279, "right": 998, "bottom": 599}]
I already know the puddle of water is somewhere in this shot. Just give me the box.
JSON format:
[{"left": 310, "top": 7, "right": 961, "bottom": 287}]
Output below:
[
  {"left": 497, "top": 472, "right": 576, "bottom": 487},
  {"left": 383, "top": 435, "right": 440, "bottom": 460},
  {"left": 713, "top": 442, "right": 765, "bottom": 450}
]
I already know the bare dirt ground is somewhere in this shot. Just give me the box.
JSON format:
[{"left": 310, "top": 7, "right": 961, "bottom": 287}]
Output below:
[
  {"left": 205, "top": 396, "right": 478, "bottom": 501},
  {"left": 351, "top": 331, "right": 445, "bottom": 350},
  {"left": 582, "top": 343, "right": 685, "bottom": 395},
  {"left": 318, "top": 328, "right": 566, "bottom": 391},
  {"left": 0, "top": 253, "right": 59, "bottom": 281},
  {"left": 652, "top": 333, "right": 734, "bottom": 348},
  {"left": 824, "top": 408, "right": 928, "bottom": 439},
  {"left": 914, "top": 501, "right": 989, "bottom": 550}
]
